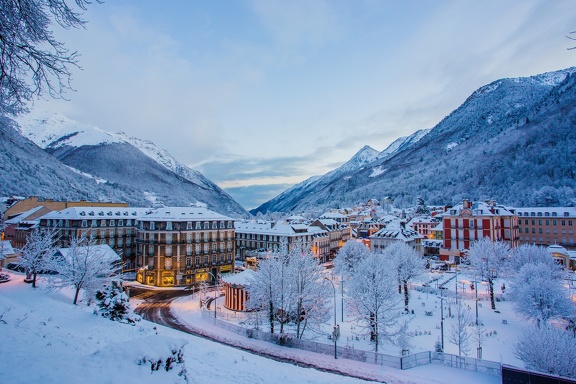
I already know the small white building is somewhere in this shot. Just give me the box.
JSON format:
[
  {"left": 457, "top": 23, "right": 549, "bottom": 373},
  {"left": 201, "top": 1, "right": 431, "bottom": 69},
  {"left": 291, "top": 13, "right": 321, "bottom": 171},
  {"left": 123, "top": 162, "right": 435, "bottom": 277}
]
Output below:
[{"left": 369, "top": 224, "right": 424, "bottom": 256}]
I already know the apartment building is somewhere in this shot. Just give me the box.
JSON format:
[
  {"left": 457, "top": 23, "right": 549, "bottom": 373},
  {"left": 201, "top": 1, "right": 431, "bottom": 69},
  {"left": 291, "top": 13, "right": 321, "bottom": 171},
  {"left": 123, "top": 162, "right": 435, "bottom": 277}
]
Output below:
[
  {"left": 511, "top": 207, "right": 576, "bottom": 248},
  {"left": 440, "top": 200, "right": 519, "bottom": 262},
  {"left": 136, "top": 207, "right": 235, "bottom": 287}
]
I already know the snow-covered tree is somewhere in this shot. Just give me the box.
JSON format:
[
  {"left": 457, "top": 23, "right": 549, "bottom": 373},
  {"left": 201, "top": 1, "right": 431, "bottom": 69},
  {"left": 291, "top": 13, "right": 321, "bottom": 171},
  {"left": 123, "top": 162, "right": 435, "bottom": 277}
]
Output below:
[
  {"left": 515, "top": 325, "right": 576, "bottom": 379},
  {"left": 246, "top": 247, "right": 331, "bottom": 339},
  {"left": 95, "top": 280, "right": 140, "bottom": 324},
  {"left": 17, "top": 228, "right": 57, "bottom": 288},
  {"left": 0, "top": 0, "right": 98, "bottom": 115},
  {"left": 507, "top": 244, "right": 560, "bottom": 277},
  {"left": 448, "top": 300, "right": 473, "bottom": 357},
  {"left": 414, "top": 196, "right": 430, "bottom": 215},
  {"left": 509, "top": 263, "right": 574, "bottom": 327},
  {"left": 333, "top": 240, "right": 370, "bottom": 276},
  {"left": 467, "top": 237, "right": 509, "bottom": 310},
  {"left": 289, "top": 249, "right": 331, "bottom": 339},
  {"left": 346, "top": 252, "right": 407, "bottom": 353},
  {"left": 48, "top": 234, "right": 120, "bottom": 305},
  {"left": 382, "top": 242, "right": 424, "bottom": 312}
]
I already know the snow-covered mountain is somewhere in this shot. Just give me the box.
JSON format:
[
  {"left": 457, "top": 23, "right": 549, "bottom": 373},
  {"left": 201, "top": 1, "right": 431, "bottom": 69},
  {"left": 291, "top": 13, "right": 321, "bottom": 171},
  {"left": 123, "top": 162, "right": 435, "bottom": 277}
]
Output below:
[
  {"left": 3, "top": 111, "right": 247, "bottom": 216},
  {"left": 252, "top": 145, "right": 379, "bottom": 214},
  {"left": 375, "top": 129, "right": 430, "bottom": 161},
  {"left": 253, "top": 67, "right": 576, "bottom": 213}
]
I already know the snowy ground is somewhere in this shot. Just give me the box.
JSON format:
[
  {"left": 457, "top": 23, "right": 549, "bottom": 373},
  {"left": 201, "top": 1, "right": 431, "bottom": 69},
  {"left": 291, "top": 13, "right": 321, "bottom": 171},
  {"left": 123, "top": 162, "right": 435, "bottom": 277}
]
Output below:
[
  {"left": 0, "top": 271, "right": 503, "bottom": 384},
  {"left": 178, "top": 268, "right": 536, "bottom": 366}
]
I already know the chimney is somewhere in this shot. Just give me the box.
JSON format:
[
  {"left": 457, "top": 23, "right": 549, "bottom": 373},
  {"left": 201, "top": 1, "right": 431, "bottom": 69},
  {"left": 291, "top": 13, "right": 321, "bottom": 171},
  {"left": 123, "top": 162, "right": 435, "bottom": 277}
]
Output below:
[{"left": 463, "top": 199, "right": 471, "bottom": 209}]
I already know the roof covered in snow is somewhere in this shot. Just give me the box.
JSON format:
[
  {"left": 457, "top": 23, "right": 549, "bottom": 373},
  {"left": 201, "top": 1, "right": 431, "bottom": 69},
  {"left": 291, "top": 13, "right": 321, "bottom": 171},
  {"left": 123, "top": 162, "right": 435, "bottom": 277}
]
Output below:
[{"left": 222, "top": 269, "right": 256, "bottom": 286}]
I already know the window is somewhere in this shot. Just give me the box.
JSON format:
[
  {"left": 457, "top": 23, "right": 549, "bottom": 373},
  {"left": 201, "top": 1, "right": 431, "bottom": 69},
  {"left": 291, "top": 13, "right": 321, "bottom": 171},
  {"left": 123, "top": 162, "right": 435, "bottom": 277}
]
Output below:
[
  {"left": 166, "top": 222, "right": 172, "bottom": 230},
  {"left": 546, "top": 220, "right": 550, "bottom": 225},
  {"left": 126, "top": 229, "right": 131, "bottom": 236},
  {"left": 531, "top": 220, "right": 535, "bottom": 225},
  {"left": 187, "top": 222, "right": 192, "bottom": 230},
  {"left": 196, "top": 232, "right": 201, "bottom": 242},
  {"left": 532, "top": 228, "right": 535, "bottom": 234},
  {"left": 212, "top": 243, "right": 217, "bottom": 252},
  {"left": 101, "top": 220, "right": 106, "bottom": 226},
  {"left": 538, "top": 228, "right": 542, "bottom": 234},
  {"left": 91, "top": 220, "right": 97, "bottom": 227},
  {"left": 195, "top": 244, "right": 200, "bottom": 254},
  {"left": 195, "top": 256, "right": 200, "bottom": 266},
  {"left": 212, "top": 255, "right": 217, "bottom": 264},
  {"left": 187, "top": 233, "right": 192, "bottom": 243},
  {"left": 165, "top": 245, "right": 172, "bottom": 257},
  {"left": 166, "top": 233, "right": 172, "bottom": 244},
  {"left": 564, "top": 212, "right": 570, "bottom": 217},
  {"left": 165, "top": 258, "right": 172, "bottom": 270},
  {"left": 538, "top": 220, "right": 542, "bottom": 225},
  {"left": 524, "top": 219, "right": 528, "bottom": 225},
  {"left": 186, "top": 258, "right": 191, "bottom": 268},
  {"left": 195, "top": 222, "right": 201, "bottom": 229},
  {"left": 118, "top": 220, "right": 124, "bottom": 226},
  {"left": 150, "top": 222, "right": 155, "bottom": 230},
  {"left": 519, "top": 228, "right": 522, "bottom": 233},
  {"left": 110, "top": 229, "right": 115, "bottom": 237},
  {"left": 212, "top": 221, "right": 217, "bottom": 229},
  {"left": 204, "top": 222, "right": 210, "bottom": 230},
  {"left": 553, "top": 220, "right": 557, "bottom": 225},
  {"left": 562, "top": 220, "right": 566, "bottom": 226},
  {"left": 227, "top": 221, "right": 233, "bottom": 229},
  {"left": 186, "top": 244, "right": 192, "bottom": 256},
  {"left": 220, "top": 221, "right": 225, "bottom": 229},
  {"left": 569, "top": 220, "right": 573, "bottom": 226},
  {"left": 148, "top": 245, "right": 154, "bottom": 256},
  {"left": 537, "top": 212, "right": 542, "bottom": 217},
  {"left": 530, "top": 212, "right": 535, "bottom": 217},
  {"left": 552, "top": 212, "right": 558, "bottom": 217},
  {"left": 110, "top": 220, "right": 115, "bottom": 227},
  {"left": 82, "top": 220, "right": 87, "bottom": 227}
]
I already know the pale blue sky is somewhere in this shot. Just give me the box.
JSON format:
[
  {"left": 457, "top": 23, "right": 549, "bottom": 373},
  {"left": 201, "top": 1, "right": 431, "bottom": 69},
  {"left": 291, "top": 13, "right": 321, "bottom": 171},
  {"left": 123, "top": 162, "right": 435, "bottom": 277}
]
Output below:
[{"left": 34, "top": 0, "right": 576, "bottom": 209}]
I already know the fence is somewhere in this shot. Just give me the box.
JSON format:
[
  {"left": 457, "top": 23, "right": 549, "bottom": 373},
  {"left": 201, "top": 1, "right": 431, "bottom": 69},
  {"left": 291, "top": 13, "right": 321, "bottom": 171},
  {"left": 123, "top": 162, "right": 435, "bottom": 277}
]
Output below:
[{"left": 200, "top": 311, "right": 502, "bottom": 376}]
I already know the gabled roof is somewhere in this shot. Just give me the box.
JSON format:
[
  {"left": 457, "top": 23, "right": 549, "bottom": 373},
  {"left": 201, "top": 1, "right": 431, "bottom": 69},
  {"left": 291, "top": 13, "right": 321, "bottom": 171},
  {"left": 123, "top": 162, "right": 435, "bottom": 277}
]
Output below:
[
  {"left": 56, "top": 244, "right": 120, "bottom": 263},
  {"left": 5, "top": 206, "right": 51, "bottom": 224},
  {"left": 140, "top": 207, "right": 233, "bottom": 221}
]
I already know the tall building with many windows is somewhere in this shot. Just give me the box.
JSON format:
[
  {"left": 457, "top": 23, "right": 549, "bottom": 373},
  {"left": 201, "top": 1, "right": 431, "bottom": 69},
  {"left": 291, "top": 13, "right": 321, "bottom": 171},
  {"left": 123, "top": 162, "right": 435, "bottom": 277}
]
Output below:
[
  {"left": 38, "top": 207, "right": 148, "bottom": 272},
  {"left": 136, "top": 207, "right": 235, "bottom": 287},
  {"left": 510, "top": 207, "right": 576, "bottom": 248},
  {"left": 440, "top": 200, "right": 519, "bottom": 262}
]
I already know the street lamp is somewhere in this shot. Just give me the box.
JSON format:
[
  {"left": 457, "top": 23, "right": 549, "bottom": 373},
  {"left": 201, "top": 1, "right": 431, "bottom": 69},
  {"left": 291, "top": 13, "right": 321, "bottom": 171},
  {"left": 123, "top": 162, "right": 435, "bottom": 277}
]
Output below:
[
  {"left": 341, "top": 275, "right": 344, "bottom": 323},
  {"left": 325, "top": 277, "right": 338, "bottom": 359}
]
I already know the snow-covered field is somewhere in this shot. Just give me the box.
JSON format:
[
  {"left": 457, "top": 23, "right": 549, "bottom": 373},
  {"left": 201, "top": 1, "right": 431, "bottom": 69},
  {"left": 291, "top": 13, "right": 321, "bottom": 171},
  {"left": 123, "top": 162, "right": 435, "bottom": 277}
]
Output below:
[
  {"left": 0, "top": 271, "right": 504, "bottom": 384},
  {"left": 175, "top": 269, "right": 530, "bottom": 366}
]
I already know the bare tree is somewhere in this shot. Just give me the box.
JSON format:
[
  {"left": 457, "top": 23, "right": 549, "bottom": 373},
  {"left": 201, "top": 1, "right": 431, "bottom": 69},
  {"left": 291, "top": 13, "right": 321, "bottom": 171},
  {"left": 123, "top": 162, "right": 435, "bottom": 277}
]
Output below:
[
  {"left": 17, "top": 228, "right": 57, "bottom": 288},
  {"left": 0, "top": 0, "right": 99, "bottom": 115},
  {"left": 448, "top": 300, "right": 473, "bottom": 357},
  {"left": 333, "top": 239, "right": 369, "bottom": 276},
  {"left": 47, "top": 234, "right": 120, "bottom": 305},
  {"left": 468, "top": 237, "right": 509, "bottom": 310}
]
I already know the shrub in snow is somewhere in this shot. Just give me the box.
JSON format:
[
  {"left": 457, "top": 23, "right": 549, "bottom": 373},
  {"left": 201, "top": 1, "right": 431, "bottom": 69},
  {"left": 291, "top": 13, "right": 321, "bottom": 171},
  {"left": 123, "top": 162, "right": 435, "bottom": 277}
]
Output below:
[{"left": 95, "top": 281, "right": 140, "bottom": 325}]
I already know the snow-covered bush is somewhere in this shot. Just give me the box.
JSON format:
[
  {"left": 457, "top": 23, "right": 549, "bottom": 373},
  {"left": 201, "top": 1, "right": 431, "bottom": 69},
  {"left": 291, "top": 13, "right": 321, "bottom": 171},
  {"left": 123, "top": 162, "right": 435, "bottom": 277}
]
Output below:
[
  {"left": 515, "top": 325, "right": 576, "bottom": 379},
  {"left": 95, "top": 281, "right": 140, "bottom": 325}
]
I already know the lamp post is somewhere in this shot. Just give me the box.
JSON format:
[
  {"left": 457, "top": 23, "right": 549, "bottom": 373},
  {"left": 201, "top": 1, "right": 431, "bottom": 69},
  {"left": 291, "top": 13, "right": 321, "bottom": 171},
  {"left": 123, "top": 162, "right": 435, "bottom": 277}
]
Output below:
[
  {"left": 341, "top": 275, "right": 344, "bottom": 323},
  {"left": 439, "top": 287, "right": 445, "bottom": 351},
  {"left": 325, "top": 277, "right": 338, "bottom": 359}
]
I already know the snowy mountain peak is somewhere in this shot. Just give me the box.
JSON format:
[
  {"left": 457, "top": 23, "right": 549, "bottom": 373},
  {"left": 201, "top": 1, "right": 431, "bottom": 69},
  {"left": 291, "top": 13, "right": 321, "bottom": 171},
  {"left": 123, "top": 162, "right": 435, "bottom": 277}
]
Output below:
[{"left": 376, "top": 128, "right": 431, "bottom": 162}]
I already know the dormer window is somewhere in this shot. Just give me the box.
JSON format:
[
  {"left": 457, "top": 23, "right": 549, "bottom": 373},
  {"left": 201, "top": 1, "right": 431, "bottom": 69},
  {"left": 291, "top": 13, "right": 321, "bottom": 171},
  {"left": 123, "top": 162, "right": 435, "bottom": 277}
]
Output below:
[
  {"left": 150, "top": 222, "right": 155, "bottom": 230},
  {"left": 110, "top": 220, "right": 115, "bottom": 227},
  {"left": 166, "top": 222, "right": 173, "bottom": 230}
]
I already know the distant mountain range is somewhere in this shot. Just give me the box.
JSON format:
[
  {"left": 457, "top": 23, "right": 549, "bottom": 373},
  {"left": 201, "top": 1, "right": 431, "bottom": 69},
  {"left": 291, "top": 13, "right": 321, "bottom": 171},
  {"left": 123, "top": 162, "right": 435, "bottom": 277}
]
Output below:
[
  {"left": 0, "top": 111, "right": 248, "bottom": 217},
  {"left": 252, "top": 67, "right": 576, "bottom": 214}
]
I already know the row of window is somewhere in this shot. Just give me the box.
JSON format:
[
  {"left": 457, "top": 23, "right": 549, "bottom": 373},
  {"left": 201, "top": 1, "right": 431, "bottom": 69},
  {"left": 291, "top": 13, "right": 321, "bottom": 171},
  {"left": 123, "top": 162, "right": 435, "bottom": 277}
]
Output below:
[
  {"left": 140, "top": 243, "right": 233, "bottom": 256},
  {"left": 142, "top": 220, "right": 233, "bottom": 231},
  {"left": 47, "top": 219, "right": 134, "bottom": 227},
  {"left": 519, "top": 236, "right": 575, "bottom": 245},
  {"left": 522, "top": 219, "right": 573, "bottom": 226},
  {"left": 518, "top": 211, "right": 571, "bottom": 217},
  {"left": 141, "top": 231, "right": 233, "bottom": 243},
  {"left": 145, "top": 254, "right": 233, "bottom": 270},
  {"left": 519, "top": 228, "right": 573, "bottom": 235}
]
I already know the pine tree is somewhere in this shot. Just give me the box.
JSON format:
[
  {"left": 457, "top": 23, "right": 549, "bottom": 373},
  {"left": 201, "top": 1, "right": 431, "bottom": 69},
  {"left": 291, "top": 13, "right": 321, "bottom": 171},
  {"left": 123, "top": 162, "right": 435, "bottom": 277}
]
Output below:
[{"left": 95, "top": 280, "right": 140, "bottom": 324}]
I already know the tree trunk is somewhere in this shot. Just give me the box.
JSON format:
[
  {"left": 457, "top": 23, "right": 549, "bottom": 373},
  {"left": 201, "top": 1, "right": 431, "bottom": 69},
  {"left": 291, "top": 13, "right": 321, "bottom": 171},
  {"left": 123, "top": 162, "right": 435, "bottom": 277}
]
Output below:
[
  {"left": 403, "top": 280, "right": 409, "bottom": 312},
  {"left": 73, "top": 286, "right": 81, "bottom": 305},
  {"left": 488, "top": 278, "right": 495, "bottom": 310},
  {"left": 269, "top": 300, "right": 274, "bottom": 334},
  {"left": 32, "top": 272, "right": 37, "bottom": 288}
]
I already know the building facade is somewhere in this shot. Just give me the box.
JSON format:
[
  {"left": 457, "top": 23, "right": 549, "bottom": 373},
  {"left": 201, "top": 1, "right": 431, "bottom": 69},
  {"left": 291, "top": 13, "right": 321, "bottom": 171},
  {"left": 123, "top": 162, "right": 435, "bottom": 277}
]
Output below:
[
  {"left": 235, "top": 221, "right": 329, "bottom": 261},
  {"left": 136, "top": 207, "right": 235, "bottom": 287},
  {"left": 440, "top": 200, "right": 519, "bottom": 262},
  {"left": 369, "top": 224, "right": 424, "bottom": 256},
  {"left": 511, "top": 207, "right": 575, "bottom": 248},
  {"left": 38, "top": 207, "right": 148, "bottom": 272}
]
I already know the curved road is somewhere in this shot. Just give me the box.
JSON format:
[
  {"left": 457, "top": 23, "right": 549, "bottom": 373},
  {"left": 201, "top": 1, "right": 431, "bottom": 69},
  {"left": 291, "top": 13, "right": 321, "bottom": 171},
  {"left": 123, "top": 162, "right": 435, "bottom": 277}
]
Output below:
[{"left": 131, "top": 287, "right": 383, "bottom": 383}]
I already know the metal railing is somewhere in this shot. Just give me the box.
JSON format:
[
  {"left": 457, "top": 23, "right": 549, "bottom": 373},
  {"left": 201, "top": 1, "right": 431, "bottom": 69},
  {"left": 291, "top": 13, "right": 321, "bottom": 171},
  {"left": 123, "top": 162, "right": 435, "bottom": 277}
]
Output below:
[{"left": 199, "top": 311, "right": 502, "bottom": 376}]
